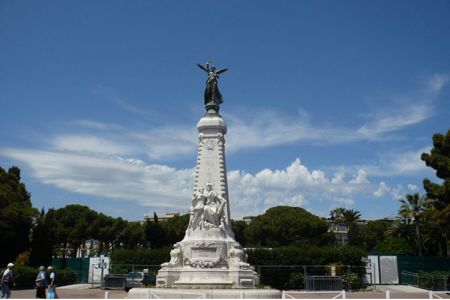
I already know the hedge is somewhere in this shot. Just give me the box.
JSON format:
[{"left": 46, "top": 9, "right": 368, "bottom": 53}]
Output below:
[{"left": 11, "top": 266, "right": 76, "bottom": 289}]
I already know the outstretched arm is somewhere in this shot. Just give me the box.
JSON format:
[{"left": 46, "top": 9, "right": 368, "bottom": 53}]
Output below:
[{"left": 197, "top": 63, "right": 209, "bottom": 73}]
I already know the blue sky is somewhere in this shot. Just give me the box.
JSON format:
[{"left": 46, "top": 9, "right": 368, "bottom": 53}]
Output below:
[{"left": 0, "top": 0, "right": 449, "bottom": 221}]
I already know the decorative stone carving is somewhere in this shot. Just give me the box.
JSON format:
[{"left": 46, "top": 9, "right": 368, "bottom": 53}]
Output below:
[
  {"left": 229, "top": 243, "right": 251, "bottom": 270},
  {"left": 161, "top": 243, "right": 182, "bottom": 269},
  {"left": 187, "top": 182, "right": 227, "bottom": 233}
]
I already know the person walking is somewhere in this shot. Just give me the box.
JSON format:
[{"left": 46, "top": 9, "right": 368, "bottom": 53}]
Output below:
[
  {"left": 0, "top": 263, "right": 14, "bottom": 299},
  {"left": 35, "top": 266, "right": 47, "bottom": 299},
  {"left": 47, "top": 266, "right": 57, "bottom": 299}
]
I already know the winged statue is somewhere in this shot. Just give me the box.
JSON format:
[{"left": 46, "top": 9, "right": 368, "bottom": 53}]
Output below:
[{"left": 197, "top": 62, "right": 228, "bottom": 107}]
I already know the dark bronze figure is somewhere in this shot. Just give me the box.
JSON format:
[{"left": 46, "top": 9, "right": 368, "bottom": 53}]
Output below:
[{"left": 197, "top": 62, "right": 228, "bottom": 108}]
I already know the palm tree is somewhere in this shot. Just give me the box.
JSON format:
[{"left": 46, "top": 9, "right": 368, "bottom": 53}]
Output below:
[
  {"left": 399, "top": 193, "right": 428, "bottom": 256},
  {"left": 330, "top": 207, "right": 345, "bottom": 222}
]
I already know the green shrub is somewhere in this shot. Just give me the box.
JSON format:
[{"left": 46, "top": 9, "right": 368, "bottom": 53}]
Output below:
[
  {"left": 13, "top": 266, "right": 36, "bottom": 289},
  {"left": 11, "top": 266, "right": 76, "bottom": 289},
  {"left": 110, "top": 248, "right": 170, "bottom": 266}
]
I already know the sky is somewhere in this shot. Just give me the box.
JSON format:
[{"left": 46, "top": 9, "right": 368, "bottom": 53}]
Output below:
[{"left": 0, "top": 0, "right": 449, "bottom": 221}]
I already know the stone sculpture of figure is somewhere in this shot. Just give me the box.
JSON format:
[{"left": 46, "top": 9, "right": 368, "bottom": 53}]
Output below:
[
  {"left": 197, "top": 62, "right": 228, "bottom": 106},
  {"left": 161, "top": 243, "right": 182, "bottom": 268},
  {"left": 188, "top": 187, "right": 206, "bottom": 231},
  {"left": 229, "top": 243, "right": 250, "bottom": 269},
  {"left": 202, "top": 182, "right": 227, "bottom": 228}
]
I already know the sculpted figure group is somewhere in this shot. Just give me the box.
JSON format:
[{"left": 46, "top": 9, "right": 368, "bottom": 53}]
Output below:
[{"left": 188, "top": 182, "right": 227, "bottom": 231}]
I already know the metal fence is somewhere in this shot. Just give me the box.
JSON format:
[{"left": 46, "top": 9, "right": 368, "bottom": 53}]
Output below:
[
  {"left": 401, "top": 271, "right": 449, "bottom": 291},
  {"left": 103, "top": 264, "right": 366, "bottom": 291},
  {"left": 305, "top": 276, "right": 342, "bottom": 291}
]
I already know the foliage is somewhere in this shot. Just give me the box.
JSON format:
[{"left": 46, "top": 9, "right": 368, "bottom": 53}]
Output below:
[
  {"left": 329, "top": 207, "right": 363, "bottom": 246},
  {"left": 342, "top": 272, "right": 363, "bottom": 290},
  {"left": 245, "top": 206, "right": 334, "bottom": 247},
  {"left": 399, "top": 193, "right": 428, "bottom": 256},
  {"left": 13, "top": 266, "right": 76, "bottom": 289},
  {"left": 373, "top": 236, "right": 415, "bottom": 255},
  {"left": 143, "top": 219, "right": 166, "bottom": 249},
  {"left": 29, "top": 209, "right": 53, "bottom": 267},
  {"left": 421, "top": 129, "right": 450, "bottom": 255},
  {"left": 110, "top": 248, "right": 170, "bottom": 266},
  {"left": 231, "top": 220, "right": 248, "bottom": 246},
  {"left": 360, "top": 220, "right": 389, "bottom": 252},
  {"left": 0, "top": 166, "right": 39, "bottom": 266},
  {"left": 246, "top": 245, "right": 366, "bottom": 266},
  {"left": 162, "top": 214, "right": 189, "bottom": 246}
]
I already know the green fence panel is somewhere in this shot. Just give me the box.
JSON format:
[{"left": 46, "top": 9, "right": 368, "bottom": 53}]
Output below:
[
  {"left": 52, "top": 258, "right": 90, "bottom": 283},
  {"left": 398, "top": 256, "right": 450, "bottom": 274}
]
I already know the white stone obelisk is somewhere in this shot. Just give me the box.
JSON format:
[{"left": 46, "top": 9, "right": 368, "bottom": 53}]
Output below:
[{"left": 155, "top": 63, "right": 259, "bottom": 288}]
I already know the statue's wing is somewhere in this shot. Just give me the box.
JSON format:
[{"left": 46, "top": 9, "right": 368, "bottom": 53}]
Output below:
[
  {"left": 216, "top": 68, "right": 228, "bottom": 74},
  {"left": 197, "top": 64, "right": 209, "bottom": 73}
]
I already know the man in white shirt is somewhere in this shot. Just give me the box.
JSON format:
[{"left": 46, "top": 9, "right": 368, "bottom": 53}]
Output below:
[
  {"left": 47, "top": 266, "right": 58, "bottom": 298},
  {"left": 1, "top": 263, "right": 14, "bottom": 299}
]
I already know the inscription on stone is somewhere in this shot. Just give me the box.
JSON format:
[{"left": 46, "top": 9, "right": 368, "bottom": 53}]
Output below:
[{"left": 192, "top": 247, "right": 217, "bottom": 259}]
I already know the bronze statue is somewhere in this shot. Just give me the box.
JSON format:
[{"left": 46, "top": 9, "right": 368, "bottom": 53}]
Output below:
[{"left": 197, "top": 62, "right": 228, "bottom": 107}]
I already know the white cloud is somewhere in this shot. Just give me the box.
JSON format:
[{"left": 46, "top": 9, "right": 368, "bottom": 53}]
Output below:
[
  {"left": 374, "top": 182, "right": 390, "bottom": 197},
  {"left": 356, "top": 103, "right": 435, "bottom": 139},
  {"left": 53, "top": 135, "right": 134, "bottom": 155},
  {"left": 426, "top": 74, "right": 449, "bottom": 93},
  {"left": 407, "top": 184, "right": 419, "bottom": 192},
  {"left": 1, "top": 147, "right": 394, "bottom": 219},
  {"left": 0, "top": 147, "right": 194, "bottom": 208},
  {"left": 337, "top": 146, "right": 431, "bottom": 177}
]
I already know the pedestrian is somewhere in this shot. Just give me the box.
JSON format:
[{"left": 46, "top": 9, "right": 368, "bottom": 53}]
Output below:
[
  {"left": 35, "top": 266, "right": 47, "bottom": 299},
  {"left": 47, "top": 266, "right": 57, "bottom": 299},
  {"left": 0, "top": 263, "right": 14, "bottom": 299}
]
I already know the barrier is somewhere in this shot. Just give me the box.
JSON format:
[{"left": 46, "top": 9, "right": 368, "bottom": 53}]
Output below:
[{"left": 305, "top": 276, "right": 343, "bottom": 291}]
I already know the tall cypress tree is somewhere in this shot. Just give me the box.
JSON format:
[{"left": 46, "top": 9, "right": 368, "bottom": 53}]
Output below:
[{"left": 421, "top": 129, "right": 450, "bottom": 255}]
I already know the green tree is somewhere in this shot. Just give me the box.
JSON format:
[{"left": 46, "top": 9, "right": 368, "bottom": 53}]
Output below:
[
  {"left": 46, "top": 205, "right": 100, "bottom": 257},
  {"left": 245, "top": 206, "right": 334, "bottom": 247},
  {"left": 360, "top": 220, "right": 389, "bottom": 252},
  {"left": 231, "top": 220, "right": 248, "bottom": 246},
  {"left": 329, "top": 208, "right": 362, "bottom": 246},
  {"left": 0, "top": 166, "right": 38, "bottom": 265},
  {"left": 398, "top": 193, "right": 428, "bottom": 256},
  {"left": 29, "top": 208, "right": 53, "bottom": 267},
  {"left": 120, "top": 221, "right": 144, "bottom": 249},
  {"left": 421, "top": 129, "right": 450, "bottom": 255},
  {"left": 143, "top": 213, "right": 166, "bottom": 248},
  {"left": 162, "top": 214, "right": 189, "bottom": 246}
]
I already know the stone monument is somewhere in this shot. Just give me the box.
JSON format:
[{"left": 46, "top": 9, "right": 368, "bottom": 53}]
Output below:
[{"left": 156, "top": 63, "right": 259, "bottom": 288}]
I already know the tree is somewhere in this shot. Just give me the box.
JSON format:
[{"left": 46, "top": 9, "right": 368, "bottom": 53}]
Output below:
[
  {"left": 245, "top": 206, "right": 334, "bottom": 247},
  {"left": 29, "top": 208, "right": 53, "bottom": 267},
  {"left": 421, "top": 129, "right": 450, "bottom": 255},
  {"left": 360, "top": 220, "right": 389, "bottom": 252},
  {"left": 329, "top": 208, "right": 362, "bottom": 246},
  {"left": 143, "top": 214, "right": 166, "bottom": 249},
  {"left": 398, "top": 193, "right": 428, "bottom": 256},
  {"left": 231, "top": 220, "right": 248, "bottom": 246},
  {"left": 162, "top": 214, "right": 189, "bottom": 246},
  {"left": 0, "top": 166, "right": 38, "bottom": 265}
]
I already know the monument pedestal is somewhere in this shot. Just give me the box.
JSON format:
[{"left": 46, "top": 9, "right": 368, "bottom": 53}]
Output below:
[
  {"left": 155, "top": 112, "right": 260, "bottom": 289},
  {"left": 128, "top": 288, "right": 282, "bottom": 299}
]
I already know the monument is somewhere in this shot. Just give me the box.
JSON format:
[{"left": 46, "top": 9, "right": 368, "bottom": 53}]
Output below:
[
  {"left": 129, "top": 63, "right": 281, "bottom": 298},
  {"left": 156, "top": 63, "right": 258, "bottom": 288}
]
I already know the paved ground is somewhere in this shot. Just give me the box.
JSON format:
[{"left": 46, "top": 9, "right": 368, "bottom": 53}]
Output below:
[
  {"left": 6, "top": 284, "right": 450, "bottom": 299},
  {"left": 9, "top": 287, "right": 127, "bottom": 299}
]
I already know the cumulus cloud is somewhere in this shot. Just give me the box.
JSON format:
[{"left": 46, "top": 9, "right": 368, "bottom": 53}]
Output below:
[
  {"left": 374, "top": 182, "right": 390, "bottom": 197},
  {"left": 0, "top": 146, "right": 399, "bottom": 219}
]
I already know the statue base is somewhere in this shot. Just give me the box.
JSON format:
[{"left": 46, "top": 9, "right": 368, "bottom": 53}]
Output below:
[
  {"left": 156, "top": 230, "right": 259, "bottom": 288},
  {"left": 128, "top": 288, "right": 282, "bottom": 299}
]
